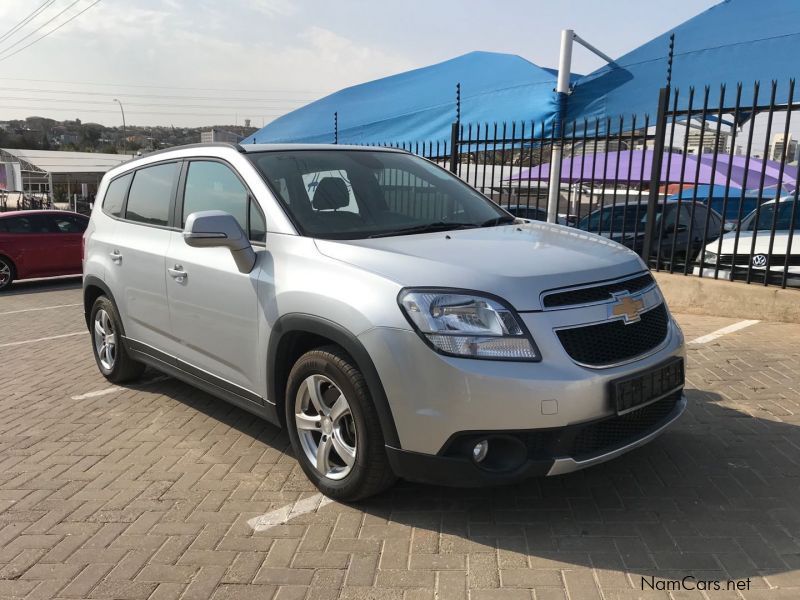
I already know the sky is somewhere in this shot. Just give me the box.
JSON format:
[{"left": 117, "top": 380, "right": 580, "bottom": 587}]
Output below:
[{"left": 0, "top": 0, "right": 720, "bottom": 128}]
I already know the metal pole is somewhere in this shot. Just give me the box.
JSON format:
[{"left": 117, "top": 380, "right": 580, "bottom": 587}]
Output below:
[
  {"left": 113, "top": 99, "right": 126, "bottom": 155},
  {"left": 547, "top": 29, "right": 573, "bottom": 223},
  {"left": 641, "top": 87, "right": 671, "bottom": 263}
]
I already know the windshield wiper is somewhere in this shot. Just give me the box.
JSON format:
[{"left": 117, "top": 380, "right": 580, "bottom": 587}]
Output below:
[
  {"left": 479, "top": 216, "right": 517, "bottom": 227},
  {"left": 367, "top": 222, "right": 479, "bottom": 238}
]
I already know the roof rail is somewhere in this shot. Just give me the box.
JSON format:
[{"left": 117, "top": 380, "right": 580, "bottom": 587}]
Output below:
[{"left": 138, "top": 142, "right": 244, "bottom": 160}]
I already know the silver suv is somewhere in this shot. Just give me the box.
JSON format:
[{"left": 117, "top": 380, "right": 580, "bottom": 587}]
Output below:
[{"left": 83, "top": 143, "right": 686, "bottom": 500}]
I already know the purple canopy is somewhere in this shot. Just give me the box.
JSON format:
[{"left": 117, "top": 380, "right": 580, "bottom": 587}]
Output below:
[{"left": 508, "top": 150, "right": 797, "bottom": 191}]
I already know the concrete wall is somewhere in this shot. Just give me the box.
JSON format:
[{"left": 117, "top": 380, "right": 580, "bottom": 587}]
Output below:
[{"left": 655, "top": 272, "right": 800, "bottom": 324}]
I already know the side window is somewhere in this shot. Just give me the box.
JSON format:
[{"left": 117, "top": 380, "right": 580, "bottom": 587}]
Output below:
[
  {"left": 3, "top": 216, "right": 32, "bottom": 233},
  {"left": 102, "top": 173, "right": 132, "bottom": 217},
  {"left": 183, "top": 161, "right": 247, "bottom": 230},
  {"left": 249, "top": 201, "right": 266, "bottom": 243},
  {"left": 3, "top": 215, "right": 49, "bottom": 233},
  {"left": 50, "top": 214, "right": 88, "bottom": 233},
  {"left": 125, "top": 163, "right": 178, "bottom": 226},
  {"left": 183, "top": 160, "right": 265, "bottom": 242}
]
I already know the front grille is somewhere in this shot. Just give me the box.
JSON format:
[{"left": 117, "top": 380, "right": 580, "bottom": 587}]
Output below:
[
  {"left": 568, "top": 392, "right": 680, "bottom": 459},
  {"left": 542, "top": 273, "right": 654, "bottom": 308},
  {"left": 718, "top": 254, "right": 800, "bottom": 267},
  {"left": 556, "top": 303, "right": 669, "bottom": 367}
]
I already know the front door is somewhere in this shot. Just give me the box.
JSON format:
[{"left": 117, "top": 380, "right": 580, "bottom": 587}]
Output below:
[
  {"left": 165, "top": 159, "right": 267, "bottom": 396},
  {"left": 109, "top": 161, "right": 179, "bottom": 352}
]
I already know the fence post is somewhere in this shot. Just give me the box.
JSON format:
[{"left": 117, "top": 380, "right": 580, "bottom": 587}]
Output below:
[
  {"left": 449, "top": 121, "right": 459, "bottom": 174},
  {"left": 641, "top": 87, "right": 670, "bottom": 263}
]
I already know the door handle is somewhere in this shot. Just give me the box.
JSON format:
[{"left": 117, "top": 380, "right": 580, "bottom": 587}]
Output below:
[
  {"left": 168, "top": 265, "right": 187, "bottom": 282},
  {"left": 110, "top": 250, "right": 122, "bottom": 264}
]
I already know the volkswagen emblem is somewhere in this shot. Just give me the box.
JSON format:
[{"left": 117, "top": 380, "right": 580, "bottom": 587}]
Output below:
[{"left": 751, "top": 254, "right": 768, "bottom": 267}]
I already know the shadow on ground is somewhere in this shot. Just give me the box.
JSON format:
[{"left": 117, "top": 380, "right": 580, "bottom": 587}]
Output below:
[{"left": 125, "top": 375, "right": 800, "bottom": 586}]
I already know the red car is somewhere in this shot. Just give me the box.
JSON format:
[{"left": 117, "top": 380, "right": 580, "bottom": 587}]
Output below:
[{"left": 0, "top": 210, "right": 89, "bottom": 291}]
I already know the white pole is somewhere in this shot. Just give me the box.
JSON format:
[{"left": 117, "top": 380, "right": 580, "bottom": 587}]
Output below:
[{"left": 547, "top": 29, "right": 573, "bottom": 224}]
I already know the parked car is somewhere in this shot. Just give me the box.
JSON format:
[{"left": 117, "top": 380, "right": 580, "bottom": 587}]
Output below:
[
  {"left": 0, "top": 210, "right": 89, "bottom": 291},
  {"left": 695, "top": 197, "right": 799, "bottom": 286},
  {"left": 502, "top": 203, "right": 568, "bottom": 225},
  {"left": 83, "top": 144, "right": 686, "bottom": 500},
  {"left": 577, "top": 200, "right": 723, "bottom": 266}
]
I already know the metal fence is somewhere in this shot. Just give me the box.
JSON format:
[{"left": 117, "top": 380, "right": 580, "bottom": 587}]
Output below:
[{"left": 371, "top": 79, "right": 800, "bottom": 289}]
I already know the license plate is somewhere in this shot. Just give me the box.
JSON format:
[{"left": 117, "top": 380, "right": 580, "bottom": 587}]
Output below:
[{"left": 611, "top": 357, "right": 684, "bottom": 414}]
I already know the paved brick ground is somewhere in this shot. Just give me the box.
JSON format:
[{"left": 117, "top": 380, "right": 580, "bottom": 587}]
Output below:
[{"left": 1, "top": 279, "right": 799, "bottom": 600}]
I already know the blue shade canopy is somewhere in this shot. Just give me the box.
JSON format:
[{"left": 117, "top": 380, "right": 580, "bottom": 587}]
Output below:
[
  {"left": 242, "top": 51, "right": 558, "bottom": 145},
  {"left": 567, "top": 0, "right": 800, "bottom": 129}
]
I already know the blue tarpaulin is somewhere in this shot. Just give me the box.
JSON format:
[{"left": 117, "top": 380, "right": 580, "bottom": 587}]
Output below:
[
  {"left": 242, "top": 51, "right": 558, "bottom": 145},
  {"left": 567, "top": 0, "right": 800, "bottom": 128},
  {"left": 244, "top": 0, "right": 800, "bottom": 145}
]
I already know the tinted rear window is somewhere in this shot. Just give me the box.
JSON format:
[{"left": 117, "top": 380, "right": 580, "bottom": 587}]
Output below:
[
  {"left": 102, "top": 173, "right": 132, "bottom": 218},
  {"left": 125, "top": 163, "right": 178, "bottom": 226}
]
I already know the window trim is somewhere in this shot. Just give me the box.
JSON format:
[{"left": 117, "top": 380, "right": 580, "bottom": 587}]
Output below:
[{"left": 175, "top": 157, "right": 266, "bottom": 246}]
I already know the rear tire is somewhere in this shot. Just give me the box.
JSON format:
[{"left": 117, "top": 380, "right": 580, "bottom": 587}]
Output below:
[
  {"left": 0, "top": 256, "right": 15, "bottom": 291},
  {"left": 285, "top": 345, "right": 396, "bottom": 501},
  {"left": 90, "top": 296, "right": 145, "bottom": 383}
]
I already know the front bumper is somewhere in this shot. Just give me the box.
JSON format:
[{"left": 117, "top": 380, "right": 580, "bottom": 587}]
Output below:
[
  {"left": 694, "top": 264, "right": 800, "bottom": 286},
  {"left": 359, "top": 306, "right": 685, "bottom": 456},
  {"left": 386, "top": 391, "right": 687, "bottom": 486}
]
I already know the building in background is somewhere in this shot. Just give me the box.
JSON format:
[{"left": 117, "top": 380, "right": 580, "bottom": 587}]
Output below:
[
  {"left": 770, "top": 133, "right": 799, "bottom": 163},
  {"left": 686, "top": 126, "right": 729, "bottom": 155},
  {"left": 200, "top": 128, "right": 243, "bottom": 144}
]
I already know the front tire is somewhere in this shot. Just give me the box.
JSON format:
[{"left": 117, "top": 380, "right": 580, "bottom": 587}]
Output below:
[
  {"left": 90, "top": 296, "right": 145, "bottom": 383},
  {"left": 0, "top": 256, "right": 15, "bottom": 291},
  {"left": 285, "top": 346, "right": 396, "bottom": 501}
]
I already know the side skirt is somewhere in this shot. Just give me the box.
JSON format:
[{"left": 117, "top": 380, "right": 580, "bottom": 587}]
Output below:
[{"left": 124, "top": 337, "right": 281, "bottom": 427}]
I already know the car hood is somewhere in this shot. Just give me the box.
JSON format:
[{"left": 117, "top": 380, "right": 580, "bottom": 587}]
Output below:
[
  {"left": 705, "top": 230, "right": 797, "bottom": 255},
  {"left": 314, "top": 222, "right": 646, "bottom": 311}
]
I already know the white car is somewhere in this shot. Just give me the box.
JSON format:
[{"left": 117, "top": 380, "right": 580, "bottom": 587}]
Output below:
[{"left": 695, "top": 197, "right": 799, "bottom": 286}]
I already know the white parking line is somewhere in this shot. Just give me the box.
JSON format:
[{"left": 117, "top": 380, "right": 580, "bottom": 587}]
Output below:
[
  {"left": 71, "top": 375, "right": 170, "bottom": 400},
  {"left": 688, "top": 319, "right": 760, "bottom": 345},
  {"left": 0, "top": 303, "right": 82, "bottom": 316},
  {"left": 0, "top": 331, "right": 87, "bottom": 348},
  {"left": 248, "top": 493, "right": 334, "bottom": 532}
]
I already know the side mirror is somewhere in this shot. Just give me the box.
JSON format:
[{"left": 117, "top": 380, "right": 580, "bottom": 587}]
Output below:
[
  {"left": 723, "top": 222, "right": 736, "bottom": 232},
  {"left": 183, "top": 210, "right": 256, "bottom": 274}
]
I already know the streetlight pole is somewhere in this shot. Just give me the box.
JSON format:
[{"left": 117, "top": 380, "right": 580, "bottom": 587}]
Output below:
[{"left": 113, "top": 98, "right": 127, "bottom": 155}]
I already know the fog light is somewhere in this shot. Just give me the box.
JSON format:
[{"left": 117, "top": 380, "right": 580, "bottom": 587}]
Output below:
[{"left": 472, "top": 440, "right": 489, "bottom": 463}]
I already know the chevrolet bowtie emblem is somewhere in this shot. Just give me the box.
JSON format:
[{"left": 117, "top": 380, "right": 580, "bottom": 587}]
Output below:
[{"left": 610, "top": 292, "right": 644, "bottom": 324}]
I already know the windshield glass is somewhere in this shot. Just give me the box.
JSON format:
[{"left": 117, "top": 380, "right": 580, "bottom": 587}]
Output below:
[
  {"left": 578, "top": 203, "right": 661, "bottom": 234},
  {"left": 246, "top": 150, "right": 508, "bottom": 239},
  {"left": 742, "top": 200, "right": 800, "bottom": 231}
]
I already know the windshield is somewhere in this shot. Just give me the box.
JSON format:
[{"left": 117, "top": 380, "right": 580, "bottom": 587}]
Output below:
[
  {"left": 578, "top": 203, "right": 661, "bottom": 234},
  {"left": 742, "top": 199, "right": 800, "bottom": 231},
  {"left": 246, "top": 150, "right": 508, "bottom": 239}
]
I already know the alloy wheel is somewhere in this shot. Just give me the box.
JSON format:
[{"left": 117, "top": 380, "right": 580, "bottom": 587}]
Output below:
[
  {"left": 93, "top": 309, "right": 117, "bottom": 371},
  {"left": 0, "top": 261, "right": 10, "bottom": 287},
  {"left": 294, "top": 374, "right": 357, "bottom": 480}
]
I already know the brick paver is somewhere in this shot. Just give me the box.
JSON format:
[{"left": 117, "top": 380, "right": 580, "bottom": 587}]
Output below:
[{"left": 1, "top": 280, "right": 799, "bottom": 599}]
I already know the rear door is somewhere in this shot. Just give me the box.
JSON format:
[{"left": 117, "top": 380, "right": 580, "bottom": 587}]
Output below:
[
  {"left": 165, "top": 159, "right": 266, "bottom": 396},
  {"left": 0, "top": 214, "right": 57, "bottom": 278},
  {"left": 45, "top": 213, "right": 88, "bottom": 274},
  {"left": 109, "top": 161, "right": 180, "bottom": 353}
]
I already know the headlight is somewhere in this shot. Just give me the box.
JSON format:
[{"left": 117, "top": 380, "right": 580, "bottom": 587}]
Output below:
[
  {"left": 398, "top": 289, "right": 540, "bottom": 361},
  {"left": 703, "top": 250, "right": 718, "bottom": 263}
]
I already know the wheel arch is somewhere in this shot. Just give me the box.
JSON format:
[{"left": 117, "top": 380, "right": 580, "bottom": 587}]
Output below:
[
  {"left": 83, "top": 275, "right": 125, "bottom": 334},
  {"left": 267, "top": 313, "right": 400, "bottom": 448}
]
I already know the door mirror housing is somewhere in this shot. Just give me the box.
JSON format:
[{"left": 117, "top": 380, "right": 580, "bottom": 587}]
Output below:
[
  {"left": 183, "top": 210, "right": 256, "bottom": 274},
  {"left": 723, "top": 221, "right": 736, "bottom": 232}
]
